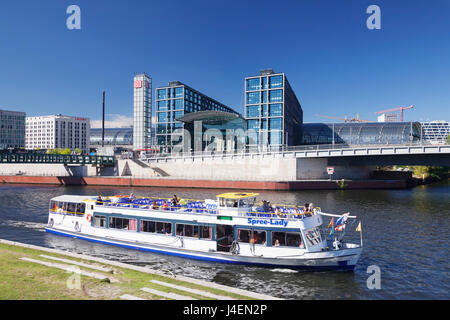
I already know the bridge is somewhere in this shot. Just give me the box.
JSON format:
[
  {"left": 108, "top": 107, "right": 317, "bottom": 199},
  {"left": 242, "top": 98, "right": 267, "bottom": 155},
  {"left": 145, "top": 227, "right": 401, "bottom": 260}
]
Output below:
[
  {"left": 144, "top": 143, "right": 450, "bottom": 166},
  {"left": 0, "top": 153, "right": 116, "bottom": 167}
]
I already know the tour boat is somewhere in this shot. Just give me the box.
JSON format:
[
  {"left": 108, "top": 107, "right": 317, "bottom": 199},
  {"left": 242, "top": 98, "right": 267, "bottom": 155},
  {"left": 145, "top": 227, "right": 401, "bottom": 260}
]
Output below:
[{"left": 45, "top": 192, "right": 363, "bottom": 270}]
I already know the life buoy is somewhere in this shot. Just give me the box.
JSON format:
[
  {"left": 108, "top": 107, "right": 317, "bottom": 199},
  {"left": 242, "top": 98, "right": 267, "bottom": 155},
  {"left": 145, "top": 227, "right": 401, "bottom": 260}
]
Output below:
[{"left": 86, "top": 214, "right": 93, "bottom": 223}]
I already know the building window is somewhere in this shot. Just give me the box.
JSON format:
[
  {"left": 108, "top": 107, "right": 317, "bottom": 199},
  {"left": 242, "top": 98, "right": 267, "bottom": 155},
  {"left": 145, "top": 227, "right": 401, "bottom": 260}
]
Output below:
[
  {"left": 270, "top": 131, "right": 282, "bottom": 145},
  {"left": 269, "top": 118, "right": 282, "bottom": 130},
  {"left": 174, "top": 87, "right": 183, "bottom": 98},
  {"left": 157, "top": 89, "right": 167, "bottom": 100},
  {"left": 158, "top": 112, "right": 168, "bottom": 123},
  {"left": 157, "top": 100, "right": 167, "bottom": 111},
  {"left": 247, "top": 119, "right": 260, "bottom": 130},
  {"left": 174, "top": 99, "right": 183, "bottom": 110},
  {"left": 246, "top": 105, "right": 260, "bottom": 118},
  {"left": 269, "top": 75, "right": 283, "bottom": 88},
  {"left": 269, "top": 104, "right": 283, "bottom": 116},
  {"left": 269, "top": 89, "right": 283, "bottom": 102},
  {"left": 246, "top": 92, "right": 260, "bottom": 105},
  {"left": 246, "top": 78, "right": 260, "bottom": 91}
]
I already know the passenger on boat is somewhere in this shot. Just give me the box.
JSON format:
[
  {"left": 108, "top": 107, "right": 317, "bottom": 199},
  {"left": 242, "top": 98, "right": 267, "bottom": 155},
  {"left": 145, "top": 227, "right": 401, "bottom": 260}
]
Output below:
[
  {"left": 96, "top": 195, "right": 103, "bottom": 205},
  {"left": 275, "top": 207, "right": 282, "bottom": 217},
  {"left": 274, "top": 239, "right": 280, "bottom": 246},
  {"left": 152, "top": 201, "right": 159, "bottom": 210},
  {"left": 304, "top": 203, "right": 310, "bottom": 213},
  {"left": 129, "top": 193, "right": 136, "bottom": 201},
  {"left": 162, "top": 201, "right": 169, "bottom": 210},
  {"left": 267, "top": 201, "right": 274, "bottom": 213},
  {"left": 262, "top": 200, "right": 271, "bottom": 212},
  {"left": 172, "top": 195, "right": 179, "bottom": 205}
]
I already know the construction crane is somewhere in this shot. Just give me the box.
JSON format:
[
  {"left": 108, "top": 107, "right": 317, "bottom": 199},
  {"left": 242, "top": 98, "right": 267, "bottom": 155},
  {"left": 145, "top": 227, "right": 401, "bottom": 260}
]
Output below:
[
  {"left": 374, "top": 105, "right": 414, "bottom": 122},
  {"left": 315, "top": 114, "right": 374, "bottom": 123}
]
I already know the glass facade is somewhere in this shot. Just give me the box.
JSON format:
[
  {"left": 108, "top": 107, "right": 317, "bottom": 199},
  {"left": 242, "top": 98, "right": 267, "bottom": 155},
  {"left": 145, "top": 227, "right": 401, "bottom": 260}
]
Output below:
[
  {"left": 421, "top": 121, "right": 450, "bottom": 144},
  {"left": 244, "top": 70, "right": 303, "bottom": 149},
  {"left": 301, "top": 122, "right": 423, "bottom": 145},
  {"left": 133, "top": 73, "right": 152, "bottom": 150},
  {"left": 178, "top": 111, "right": 246, "bottom": 153},
  {"left": 90, "top": 128, "right": 133, "bottom": 146},
  {"left": 155, "top": 82, "right": 238, "bottom": 151},
  {"left": 0, "top": 109, "right": 26, "bottom": 149}
]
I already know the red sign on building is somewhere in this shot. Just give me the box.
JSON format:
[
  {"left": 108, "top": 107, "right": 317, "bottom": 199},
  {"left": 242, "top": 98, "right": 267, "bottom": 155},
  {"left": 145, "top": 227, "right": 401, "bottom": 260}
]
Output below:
[{"left": 134, "top": 80, "right": 142, "bottom": 88}]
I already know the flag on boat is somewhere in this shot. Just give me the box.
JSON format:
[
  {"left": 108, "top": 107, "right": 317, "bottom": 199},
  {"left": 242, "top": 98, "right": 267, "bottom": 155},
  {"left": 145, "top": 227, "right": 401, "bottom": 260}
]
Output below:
[
  {"left": 355, "top": 221, "right": 362, "bottom": 232},
  {"left": 327, "top": 217, "right": 334, "bottom": 229},
  {"left": 335, "top": 212, "right": 350, "bottom": 231}
]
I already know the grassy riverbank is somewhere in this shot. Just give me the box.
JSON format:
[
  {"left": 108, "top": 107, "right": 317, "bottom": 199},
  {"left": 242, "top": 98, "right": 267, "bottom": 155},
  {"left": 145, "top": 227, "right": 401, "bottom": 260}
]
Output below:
[{"left": 0, "top": 241, "right": 261, "bottom": 300}]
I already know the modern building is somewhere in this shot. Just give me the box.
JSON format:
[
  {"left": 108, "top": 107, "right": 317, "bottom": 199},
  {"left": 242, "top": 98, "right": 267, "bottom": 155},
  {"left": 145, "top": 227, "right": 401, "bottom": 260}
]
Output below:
[
  {"left": 420, "top": 121, "right": 450, "bottom": 144},
  {"left": 177, "top": 110, "right": 246, "bottom": 153},
  {"left": 301, "top": 122, "right": 422, "bottom": 146},
  {"left": 244, "top": 69, "right": 303, "bottom": 149},
  {"left": 0, "top": 109, "right": 26, "bottom": 149},
  {"left": 133, "top": 73, "right": 152, "bottom": 151},
  {"left": 25, "top": 115, "right": 90, "bottom": 153},
  {"left": 155, "top": 81, "right": 238, "bottom": 152},
  {"left": 90, "top": 127, "right": 133, "bottom": 147},
  {"left": 377, "top": 113, "right": 398, "bottom": 122}
]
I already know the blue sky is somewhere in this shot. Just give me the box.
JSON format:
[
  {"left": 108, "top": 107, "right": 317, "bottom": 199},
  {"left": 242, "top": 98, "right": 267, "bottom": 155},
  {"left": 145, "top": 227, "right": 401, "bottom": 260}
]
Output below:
[{"left": 0, "top": 0, "right": 449, "bottom": 125}]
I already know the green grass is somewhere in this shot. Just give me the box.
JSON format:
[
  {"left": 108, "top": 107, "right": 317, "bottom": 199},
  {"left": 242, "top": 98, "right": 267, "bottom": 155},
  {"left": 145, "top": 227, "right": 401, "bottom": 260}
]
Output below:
[{"left": 0, "top": 242, "right": 254, "bottom": 300}]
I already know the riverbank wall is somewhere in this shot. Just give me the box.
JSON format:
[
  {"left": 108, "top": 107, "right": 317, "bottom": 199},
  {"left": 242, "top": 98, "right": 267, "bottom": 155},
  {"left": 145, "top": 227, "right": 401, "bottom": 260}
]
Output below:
[{"left": 0, "top": 175, "right": 413, "bottom": 190}]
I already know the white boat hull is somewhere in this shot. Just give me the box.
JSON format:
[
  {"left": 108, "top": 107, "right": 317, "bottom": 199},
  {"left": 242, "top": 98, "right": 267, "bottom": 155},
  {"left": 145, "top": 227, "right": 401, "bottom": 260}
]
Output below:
[{"left": 45, "top": 226, "right": 361, "bottom": 271}]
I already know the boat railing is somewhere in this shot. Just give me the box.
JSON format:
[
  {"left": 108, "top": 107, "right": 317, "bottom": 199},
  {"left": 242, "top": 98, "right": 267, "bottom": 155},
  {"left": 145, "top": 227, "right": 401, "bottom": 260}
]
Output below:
[{"left": 88, "top": 197, "right": 320, "bottom": 221}]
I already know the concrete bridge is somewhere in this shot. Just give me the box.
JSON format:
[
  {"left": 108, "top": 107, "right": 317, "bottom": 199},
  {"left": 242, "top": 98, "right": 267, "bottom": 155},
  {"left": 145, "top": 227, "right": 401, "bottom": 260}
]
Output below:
[{"left": 137, "top": 143, "right": 450, "bottom": 181}]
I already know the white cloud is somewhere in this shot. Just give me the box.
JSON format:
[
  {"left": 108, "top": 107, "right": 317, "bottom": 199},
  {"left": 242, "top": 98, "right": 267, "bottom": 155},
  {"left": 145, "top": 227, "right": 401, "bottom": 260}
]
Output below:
[{"left": 91, "top": 114, "right": 133, "bottom": 128}]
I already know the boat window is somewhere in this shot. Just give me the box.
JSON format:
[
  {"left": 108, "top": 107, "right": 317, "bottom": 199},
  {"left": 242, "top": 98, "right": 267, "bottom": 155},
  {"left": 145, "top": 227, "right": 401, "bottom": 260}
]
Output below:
[
  {"left": 199, "top": 225, "right": 212, "bottom": 240},
  {"left": 109, "top": 217, "right": 137, "bottom": 231},
  {"left": 176, "top": 223, "right": 199, "bottom": 238},
  {"left": 94, "top": 215, "right": 106, "bottom": 228},
  {"left": 304, "top": 228, "right": 322, "bottom": 246},
  {"left": 141, "top": 220, "right": 156, "bottom": 233},
  {"left": 219, "top": 198, "right": 238, "bottom": 208},
  {"left": 272, "top": 231, "right": 304, "bottom": 248},
  {"left": 156, "top": 221, "right": 172, "bottom": 235},
  {"left": 238, "top": 229, "right": 266, "bottom": 245},
  {"left": 50, "top": 201, "right": 85, "bottom": 216}
]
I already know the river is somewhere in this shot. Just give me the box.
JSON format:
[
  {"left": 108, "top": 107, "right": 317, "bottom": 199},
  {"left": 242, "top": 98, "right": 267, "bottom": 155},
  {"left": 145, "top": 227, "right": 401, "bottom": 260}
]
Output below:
[{"left": 0, "top": 182, "right": 448, "bottom": 299}]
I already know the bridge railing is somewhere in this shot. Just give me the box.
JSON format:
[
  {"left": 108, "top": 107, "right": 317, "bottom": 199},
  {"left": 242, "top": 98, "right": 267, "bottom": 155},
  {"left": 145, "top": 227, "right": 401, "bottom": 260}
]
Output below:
[
  {"left": 142, "top": 141, "right": 450, "bottom": 163},
  {"left": 0, "top": 153, "right": 115, "bottom": 166}
]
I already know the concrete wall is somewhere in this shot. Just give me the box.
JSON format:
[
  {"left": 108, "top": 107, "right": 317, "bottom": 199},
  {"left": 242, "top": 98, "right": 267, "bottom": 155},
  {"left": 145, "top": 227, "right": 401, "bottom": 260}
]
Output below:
[
  {"left": 117, "top": 157, "right": 298, "bottom": 181},
  {"left": 118, "top": 157, "right": 375, "bottom": 181},
  {"left": 0, "top": 164, "right": 71, "bottom": 176}
]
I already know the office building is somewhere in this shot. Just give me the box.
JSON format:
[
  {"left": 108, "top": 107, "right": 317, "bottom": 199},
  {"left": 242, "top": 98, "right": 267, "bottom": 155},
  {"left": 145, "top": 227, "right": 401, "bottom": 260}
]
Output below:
[
  {"left": 244, "top": 69, "right": 303, "bottom": 149},
  {"left": 377, "top": 113, "right": 398, "bottom": 122},
  {"left": 0, "top": 109, "right": 26, "bottom": 149},
  {"left": 155, "top": 81, "right": 238, "bottom": 151},
  {"left": 25, "top": 115, "right": 90, "bottom": 153},
  {"left": 133, "top": 73, "right": 152, "bottom": 150},
  {"left": 421, "top": 121, "right": 450, "bottom": 144}
]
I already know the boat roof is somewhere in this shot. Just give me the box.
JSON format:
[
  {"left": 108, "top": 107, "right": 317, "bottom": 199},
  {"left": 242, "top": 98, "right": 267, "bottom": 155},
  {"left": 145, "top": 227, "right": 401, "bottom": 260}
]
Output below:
[
  {"left": 51, "top": 195, "right": 93, "bottom": 202},
  {"left": 216, "top": 192, "right": 259, "bottom": 199}
]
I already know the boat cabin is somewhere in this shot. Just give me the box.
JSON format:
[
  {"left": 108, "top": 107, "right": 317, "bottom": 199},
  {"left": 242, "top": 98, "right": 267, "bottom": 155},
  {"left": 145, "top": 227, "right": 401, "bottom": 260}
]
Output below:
[{"left": 216, "top": 192, "right": 258, "bottom": 215}]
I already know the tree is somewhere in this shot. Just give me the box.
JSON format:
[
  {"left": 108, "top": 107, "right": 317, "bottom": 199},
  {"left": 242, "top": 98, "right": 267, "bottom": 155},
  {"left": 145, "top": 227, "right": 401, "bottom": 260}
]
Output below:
[{"left": 60, "top": 148, "right": 72, "bottom": 155}]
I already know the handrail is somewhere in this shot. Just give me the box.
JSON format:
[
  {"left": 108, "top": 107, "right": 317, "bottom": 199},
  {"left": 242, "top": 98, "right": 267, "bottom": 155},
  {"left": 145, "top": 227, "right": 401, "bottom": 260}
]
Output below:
[{"left": 89, "top": 196, "right": 320, "bottom": 220}]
